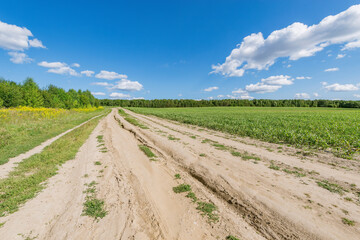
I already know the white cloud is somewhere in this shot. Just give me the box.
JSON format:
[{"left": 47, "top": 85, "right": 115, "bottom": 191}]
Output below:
[
  {"left": 0, "top": 20, "right": 45, "bottom": 51},
  {"left": 211, "top": 5, "right": 360, "bottom": 77},
  {"left": 91, "top": 82, "right": 113, "bottom": 87},
  {"left": 324, "top": 83, "right": 359, "bottom": 92},
  {"left": 109, "top": 92, "right": 131, "bottom": 99},
  {"left": 91, "top": 92, "right": 106, "bottom": 96},
  {"left": 207, "top": 96, "right": 214, "bottom": 100},
  {"left": 231, "top": 88, "right": 254, "bottom": 99},
  {"left": 111, "top": 79, "right": 143, "bottom": 91},
  {"left": 48, "top": 67, "right": 79, "bottom": 76},
  {"left": 8, "top": 52, "right": 32, "bottom": 64},
  {"left": 336, "top": 54, "right": 346, "bottom": 59},
  {"left": 28, "top": 39, "right": 45, "bottom": 48},
  {"left": 217, "top": 95, "right": 224, "bottom": 98},
  {"left": 245, "top": 83, "right": 282, "bottom": 93},
  {"left": 296, "top": 76, "right": 312, "bottom": 80},
  {"left": 354, "top": 94, "right": 360, "bottom": 98},
  {"left": 342, "top": 40, "right": 360, "bottom": 50},
  {"left": 261, "top": 75, "right": 293, "bottom": 85},
  {"left": 294, "top": 93, "right": 310, "bottom": 99},
  {"left": 321, "top": 81, "right": 328, "bottom": 86},
  {"left": 324, "top": 67, "right": 339, "bottom": 72},
  {"left": 81, "top": 70, "right": 95, "bottom": 77},
  {"left": 72, "top": 63, "right": 80, "bottom": 67},
  {"left": 38, "top": 61, "right": 66, "bottom": 68},
  {"left": 38, "top": 61, "right": 79, "bottom": 76},
  {"left": 313, "top": 92, "right": 319, "bottom": 97},
  {"left": 178, "top": 93, "right": 183, "bottom": 97},
  {"left": 204, "top": 86, "right": 219, "bottom": 92},
  {"left": 95, "top": 70, "right": 128, "bottom": 80},
  {"left": 132, "top": 97, "right": 145, "bottom": 100}
]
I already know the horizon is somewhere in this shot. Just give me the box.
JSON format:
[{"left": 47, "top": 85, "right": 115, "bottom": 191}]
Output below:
[{"left": 1, "top": 1, "right": 360, "bottom": 101}]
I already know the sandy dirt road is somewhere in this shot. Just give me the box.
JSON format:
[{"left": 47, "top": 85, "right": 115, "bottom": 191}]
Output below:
[{"left": 1, "top": 108, "right": 359, "bottom": 239}]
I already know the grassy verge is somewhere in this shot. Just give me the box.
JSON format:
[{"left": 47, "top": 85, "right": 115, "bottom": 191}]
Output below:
[
  {"left": 0, "top": 115, "right": 103, "bottom": 216},
  {"left": 118, "top": 109, "right": 148, "bottom": 129},
  {"left": 0, "top": 107, "right": 109, "bottom": 165}
]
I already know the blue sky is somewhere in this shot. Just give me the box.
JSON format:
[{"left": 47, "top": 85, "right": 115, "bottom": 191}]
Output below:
[{"left": 1, "top": 0, "right": 360, "bottom": 100}]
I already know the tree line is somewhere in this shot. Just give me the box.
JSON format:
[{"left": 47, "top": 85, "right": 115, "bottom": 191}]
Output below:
[
  {"left": 100, "top": 99, "right": 360, "bottom": 108},
  {"left": 0, "top": 78, "right": 99, "bottom": 109}
]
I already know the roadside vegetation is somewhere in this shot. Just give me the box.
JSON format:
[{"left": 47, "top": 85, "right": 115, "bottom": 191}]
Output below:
[
  {"left": 0, "top": 106, "right": 108, "bottom": 165},
  {"left": 0, "top": 116, "right": 102, "bottom": 216},
  {"left": 128, "top": 107, "right": 360, "bottom": 159}
]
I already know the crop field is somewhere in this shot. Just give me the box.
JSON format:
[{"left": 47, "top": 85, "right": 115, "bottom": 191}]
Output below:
[
  {"left": 0, "top": 106, "right": 108, "bottom": 165},
  {"left": 128, "top": 107, "right": 360, "bottom": 159}
]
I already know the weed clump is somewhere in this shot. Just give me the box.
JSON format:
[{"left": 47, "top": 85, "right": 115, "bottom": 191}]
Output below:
[
  {"left": 173, "top": 184, "right": 191, "bottom": 193},
  {"left": 196, "top": 201, "right": 219, "bottom": 222},
  {"left": 342, "top": 218, "right": 355, "bottom": 226},
  {"left": 138, "top": 145, "right": 156, "bottom": 159},
  {"left": 174, "top": 174, "right": 181, "bottom": 179},
  {"left": 317, "top": 180, "right": 344, "bottom": 194}
]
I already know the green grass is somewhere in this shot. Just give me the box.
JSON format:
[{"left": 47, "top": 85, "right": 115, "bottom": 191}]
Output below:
[
  {"left": 186, "top": 191, "right": 197, "bottom": 202},
  {"left": 269, "top": 163, "right": 280, "bottom": 170},
  {"left": 174, "top": 173, "right": 181, "bottom": 179},
  {"left": 138, "top": 145, "right": 156, "bottom": 159},
  {"left": 342, "top": 218, "right": 355, "bottom": 226},
  {"left": 0, "top": 107, "right": 109, "bottom": 165},
  {"left": 127, "top": 107, "right": 360, "bottom": 159},
  {"left": 0, "top": 115, "right": 102, "bottom": 216},
  {"left": 226, "top": 236, "right": 240, "bottom": 240},
  {"left": 94, "top": 161, "right": 102, "bottom": 165},
  {"left": 199, "top": 153, "right": 206, "bottom": 157},
  {"left": 317, "top": 180, "right": 344, "bottom": 194},
  {"left": 173, "top": 184, "right": 191, "bottom": 193},
  {"left": 168, "top": 135, "right": 180, "bottom": 141},
  {"left": 118, "top": 109, "right": 148, "bottom": 129},
  {"left": 196, "top": 201, "right": 219, "bottom": 222},
  {"left": 82, "top": 181, "right": 107, "bottom": 220}
]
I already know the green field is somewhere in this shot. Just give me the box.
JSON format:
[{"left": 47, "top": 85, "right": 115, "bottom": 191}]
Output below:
[
  {"left": 128, "top": 107, "right": 360, "bottom": 159},
  {"left": 0, "top": 107, "right": 110, "bottom": 165}
]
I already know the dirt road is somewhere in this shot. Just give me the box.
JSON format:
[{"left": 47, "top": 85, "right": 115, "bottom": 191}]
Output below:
[{"left": 1, "top": 108, "right": 359, "bottom": 239}]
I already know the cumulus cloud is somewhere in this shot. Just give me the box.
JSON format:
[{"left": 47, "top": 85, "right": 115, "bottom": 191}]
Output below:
[
  {"left": 231, "top": 88, "right": 254, "bottom": 99},
  {"left": 91, "top": 82, "right": 113, "bottom": 87},
  {"left": 217, "top": 95, "right": 224, "bottom": 98},
  {"left": 91, "top": 92, "right": 106, "bottom": 96},
  {"left": 81, "top": 70, "right": 95, "bottom": 77},
  {"left": 109, "top": 92, "right": 131, "bottom": 99},
  {"left": 313, "top": 92, "right": 319, "bottom": 97},
  {"left": 72, "top": 63, "right": 80, "bottom": 67},
  {"left": 324, "top": 83, "right": 359, "bottom": 92},
  {"left": 296, "top": 76, "right": 312, "bottom": 80},
  {"left": 324, "top": 67, "right": 339, "bottom": 72},
  {"left": 111, "top": 79, "right": 143, "bottom": 91},
  {"left": 95, "top": 70, "right": 127, "bottom": 80},
  {"left": 245, "top": 83, "right": 282, "bottom": 93},
  {"left": 0, "top": 20, "right": 45, "bottom": 51},
  {"left": 261, "top": 75, "right": 293, "bottom": 85},
  {"left": 204, "top": 86, "right": 219, "bottom": 92},
  {"left": 211, "top": 5, "right": 360, "bottom": 77},
  {"left": 38, "top": 61, "right": 79, "bottom": 76},
  {"left": 354, "top": 94, "right": 360, "bottom": 98},
  {"left": 294, "top": 93, "right": 310, "bottom": 99},
  {"left": 336, "top": 54, "right": 346, "bottom": 59},
  {"left": 243, "top": 75, "right": 294, "bottom": 94},
  {"left": 8, "top": 52, "right": 32, "bottom": 64}
]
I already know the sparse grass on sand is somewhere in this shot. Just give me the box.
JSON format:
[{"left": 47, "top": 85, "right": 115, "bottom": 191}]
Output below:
[{"left": 118, "top": 109, "right": 148, "bottom": 129}]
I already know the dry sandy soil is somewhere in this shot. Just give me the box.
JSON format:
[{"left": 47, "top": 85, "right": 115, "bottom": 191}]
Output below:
[{"left": 0, "top": 108, "right": 359, "bottom": 240}]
